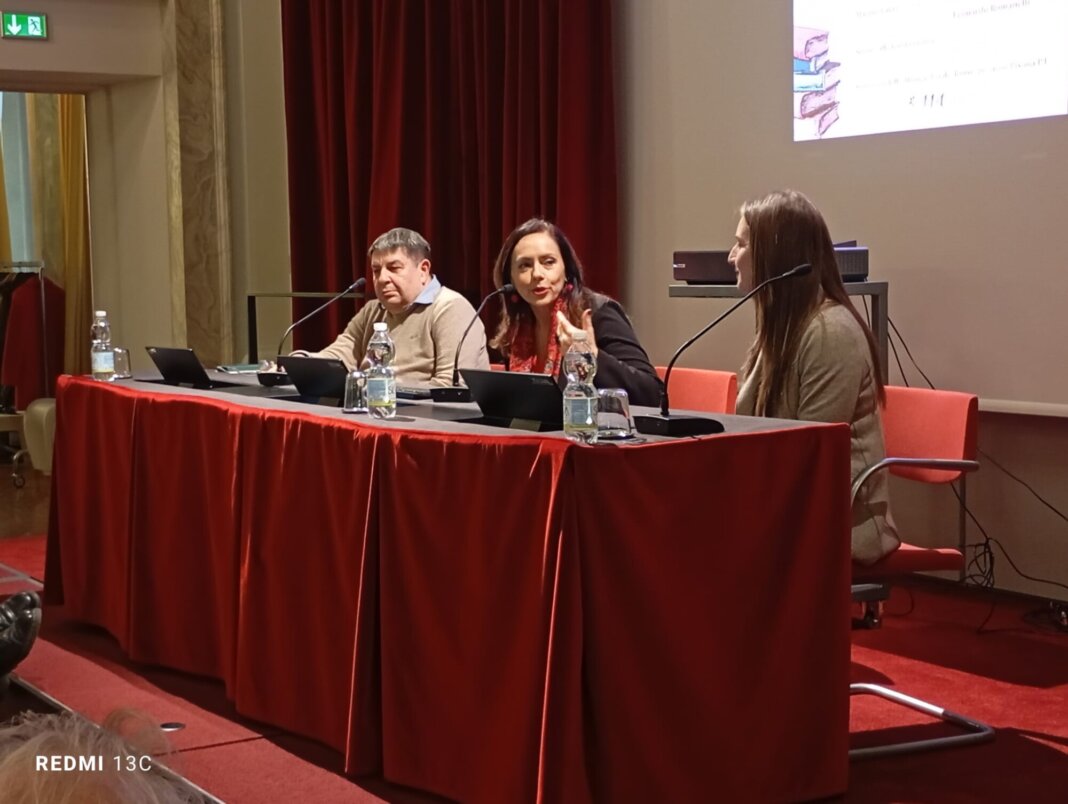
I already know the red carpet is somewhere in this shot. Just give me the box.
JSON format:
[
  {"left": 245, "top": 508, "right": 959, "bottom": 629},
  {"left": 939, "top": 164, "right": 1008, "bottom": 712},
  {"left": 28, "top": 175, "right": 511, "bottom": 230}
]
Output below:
[
  {"left": 0, "top": 533, "right": 46, "bottom": 580},
  {"left": 16, "top": 621, "right": 447, "bottom": 803},
  {"left": 7, "top": 529, "right": 1068, "bottom": 801},
  {"left": 0, "top": 533, "right": 45, "bottom": 597},
  {"left": 848, "top": 585, "right": 1068, "bottom": 803}
]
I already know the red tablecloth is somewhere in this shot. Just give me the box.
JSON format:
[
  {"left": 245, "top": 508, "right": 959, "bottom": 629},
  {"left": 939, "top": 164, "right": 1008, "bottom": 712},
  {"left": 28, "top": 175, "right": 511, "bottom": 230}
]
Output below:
[
  {"left": 572, "top": 432, "right": 851, "bottom": 802},
  {"left": 364, "top": 431, "right": 582, "bottom": 801},
  {"left": 46, "top": 376, "right": 852, "bottom": 802}
]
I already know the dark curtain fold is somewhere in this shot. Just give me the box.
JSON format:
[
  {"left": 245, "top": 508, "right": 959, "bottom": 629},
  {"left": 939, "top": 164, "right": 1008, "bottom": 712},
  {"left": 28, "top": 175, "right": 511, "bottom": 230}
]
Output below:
[{"left": 281, "top": 0, "right": 619, "bottom": 351}]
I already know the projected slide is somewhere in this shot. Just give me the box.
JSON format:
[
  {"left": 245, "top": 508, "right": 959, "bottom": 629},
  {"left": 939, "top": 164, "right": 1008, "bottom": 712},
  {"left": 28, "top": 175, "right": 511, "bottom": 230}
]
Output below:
[{"left": 793, "top": 0, "right": 1068, "bottom": 141}]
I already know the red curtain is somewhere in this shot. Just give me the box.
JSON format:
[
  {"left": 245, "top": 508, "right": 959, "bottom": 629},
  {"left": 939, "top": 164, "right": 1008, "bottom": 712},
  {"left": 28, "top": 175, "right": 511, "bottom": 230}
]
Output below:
[
  {"left": 280, "top": 0, "right": 619, "bottom": 350},
  {"left": 1, "top": 276, "right": 66, "bottom": 407}
]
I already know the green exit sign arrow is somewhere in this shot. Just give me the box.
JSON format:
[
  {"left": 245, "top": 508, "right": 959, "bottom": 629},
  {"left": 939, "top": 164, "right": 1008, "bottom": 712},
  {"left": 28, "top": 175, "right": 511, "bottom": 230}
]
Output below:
[{"left": 1, "top": 11, "right": 48, "bottom": 39}]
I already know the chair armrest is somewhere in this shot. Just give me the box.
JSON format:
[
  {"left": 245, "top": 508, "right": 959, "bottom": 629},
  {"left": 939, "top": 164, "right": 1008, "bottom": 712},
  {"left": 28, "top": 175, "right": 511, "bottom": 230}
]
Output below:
[{"left": 851, "top": 458, "right": 979, "bottom": 505}]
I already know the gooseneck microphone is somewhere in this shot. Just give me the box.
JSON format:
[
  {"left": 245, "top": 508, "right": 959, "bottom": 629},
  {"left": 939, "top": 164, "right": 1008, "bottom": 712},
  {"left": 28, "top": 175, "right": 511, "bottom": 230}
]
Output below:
[
  {"left": 451, "top": 283, "right": 514, "bottom": 387},
  {"left": 276, "top": 277, "right": 366, "bottom": 360},
  {"left": 634, "top": 263, "right": 812, "bottom": 437},
  {"left": 430, "top": 283, "right": 514, "bottom": 403}
]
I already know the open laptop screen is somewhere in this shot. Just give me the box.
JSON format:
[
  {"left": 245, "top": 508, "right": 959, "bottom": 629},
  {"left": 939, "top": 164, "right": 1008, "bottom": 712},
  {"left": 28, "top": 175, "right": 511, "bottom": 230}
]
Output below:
[
  {"left": 277, "top": 355, "right": 348, "bottom": 403},
  {"left": 145, "top": 346, "right": 234, "bottom": 389},
  {"left": 459, "top": 368, "right": 562, "bottom": 427}
]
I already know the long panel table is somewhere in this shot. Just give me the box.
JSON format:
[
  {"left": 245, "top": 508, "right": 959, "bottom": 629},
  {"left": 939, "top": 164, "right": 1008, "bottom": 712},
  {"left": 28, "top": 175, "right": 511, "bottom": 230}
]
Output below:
[{"left": 45, "top": 375, "right": 853, "bottom": 802}]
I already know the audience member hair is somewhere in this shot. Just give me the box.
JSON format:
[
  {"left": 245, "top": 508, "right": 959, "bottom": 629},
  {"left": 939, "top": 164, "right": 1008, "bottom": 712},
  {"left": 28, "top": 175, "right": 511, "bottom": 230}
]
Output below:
[{"left": 0, "top": 709, "right": 205, "bottom": 803}]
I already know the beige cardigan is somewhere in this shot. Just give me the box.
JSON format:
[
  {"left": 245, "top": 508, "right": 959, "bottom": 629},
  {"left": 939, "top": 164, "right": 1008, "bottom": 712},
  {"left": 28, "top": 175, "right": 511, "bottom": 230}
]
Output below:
[
  {"left": 304, "top": 283, "right": 489, "bottom": 387},
  {"left": 737, "top": 303, "right": 899, "bottom": 564}
]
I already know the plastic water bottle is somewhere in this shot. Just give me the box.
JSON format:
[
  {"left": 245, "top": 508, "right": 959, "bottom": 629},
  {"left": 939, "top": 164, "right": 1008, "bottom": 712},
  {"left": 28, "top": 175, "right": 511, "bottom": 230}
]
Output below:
[
  {"left": 90, "top": 310, "right": 115, "bottom": 381},
  {"left": 365, "top": 322, "right": 397, "bottom": 419},
  {"left": 562, "top": 330, "right": 598, "bottom": 444}
]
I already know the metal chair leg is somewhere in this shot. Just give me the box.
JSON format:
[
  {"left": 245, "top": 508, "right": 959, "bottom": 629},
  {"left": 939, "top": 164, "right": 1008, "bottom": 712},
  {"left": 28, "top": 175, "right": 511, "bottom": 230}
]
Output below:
[
  {"left": 11, "top": 447, "right": 27, "bottom": 488},
  {"left": 849, "top": 683, "right": 995, "bottom": 760},
  {"left": 852, "top": 583, "right": 888, "bottom": 629}
]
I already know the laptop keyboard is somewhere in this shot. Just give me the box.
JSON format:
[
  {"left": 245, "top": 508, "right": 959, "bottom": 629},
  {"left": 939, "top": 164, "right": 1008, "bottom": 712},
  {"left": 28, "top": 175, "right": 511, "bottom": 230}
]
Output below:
[{"left": 397, "top": 386, "right": 432, "bottom": 400}]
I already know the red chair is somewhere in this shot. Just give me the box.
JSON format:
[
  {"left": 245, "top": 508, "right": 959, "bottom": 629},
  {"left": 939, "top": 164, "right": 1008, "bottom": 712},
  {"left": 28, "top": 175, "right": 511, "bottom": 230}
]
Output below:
[
  {"left": 654, "top": 366, "right": 738, "bottom": 414},
  {"left": 850, "top": 385, "right": 993, "bottom": 759}
]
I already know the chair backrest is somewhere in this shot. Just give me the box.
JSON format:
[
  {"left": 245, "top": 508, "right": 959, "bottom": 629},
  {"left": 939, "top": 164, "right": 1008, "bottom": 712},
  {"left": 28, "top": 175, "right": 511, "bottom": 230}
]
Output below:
[
  {"left": 24, "top": 397, "right": 56, "bottom": 475},
  {"left": 881, "top": 385, "right": 978, "bottom": 484},
  {"left": 655, "top": 366, "right": 738, "bottom": 414}
]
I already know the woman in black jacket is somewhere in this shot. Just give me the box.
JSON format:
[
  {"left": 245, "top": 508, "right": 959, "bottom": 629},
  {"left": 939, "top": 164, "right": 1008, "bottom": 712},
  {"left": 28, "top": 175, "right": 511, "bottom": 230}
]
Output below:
[{"left": 490, "top": 218, "right": 661, "bottom": 406}]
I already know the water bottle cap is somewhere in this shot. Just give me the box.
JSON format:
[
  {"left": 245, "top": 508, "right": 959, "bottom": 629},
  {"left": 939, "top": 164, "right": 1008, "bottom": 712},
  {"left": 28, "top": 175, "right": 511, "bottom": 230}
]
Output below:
[
  {"left": 95, "top": 310, "right": 107, "bottom": 317},
  {"left": 572, "top": 331, "right": 588, "bottom": 342},
  {"left": 373, "top": 322, "right": 388, "bottom": 332}
]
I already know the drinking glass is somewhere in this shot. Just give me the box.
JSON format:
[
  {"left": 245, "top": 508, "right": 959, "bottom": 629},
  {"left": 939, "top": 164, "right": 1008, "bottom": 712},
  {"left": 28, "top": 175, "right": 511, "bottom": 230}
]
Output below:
[
  {"left": 596, "top": 388, "right": 634, "bottom": 439},
  {"left": 343, "top": 368, "right": 368, "bottom": 413},
  {"left": 111, "top": 347, "right": 132, "bottom": 380}
]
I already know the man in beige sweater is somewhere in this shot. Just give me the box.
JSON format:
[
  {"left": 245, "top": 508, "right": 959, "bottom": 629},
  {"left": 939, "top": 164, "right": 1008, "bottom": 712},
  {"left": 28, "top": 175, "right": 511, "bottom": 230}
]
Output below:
[{"left": 298, "top": 228, "right": 489, "bottom": 386}]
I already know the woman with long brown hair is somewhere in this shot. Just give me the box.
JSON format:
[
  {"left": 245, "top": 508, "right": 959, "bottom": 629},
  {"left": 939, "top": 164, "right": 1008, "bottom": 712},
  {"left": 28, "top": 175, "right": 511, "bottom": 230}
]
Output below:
[
  {"left": 490, "top": 218, "right": 661, "bottom": 406},
  {"left": 729, "top": 190, "right": 898, "bottom": 563}
]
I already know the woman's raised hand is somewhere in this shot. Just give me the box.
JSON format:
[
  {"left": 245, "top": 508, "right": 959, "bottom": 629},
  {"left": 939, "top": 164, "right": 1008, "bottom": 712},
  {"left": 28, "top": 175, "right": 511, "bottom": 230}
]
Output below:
[{"left": 555, "top": 309, "right": 597, "bottom": 356}]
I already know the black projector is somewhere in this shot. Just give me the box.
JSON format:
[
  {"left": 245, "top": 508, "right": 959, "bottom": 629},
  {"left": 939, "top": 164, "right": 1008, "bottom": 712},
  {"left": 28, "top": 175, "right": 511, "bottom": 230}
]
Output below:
[{"left": 673, "top": 247, "right": 869, "bottom": 284}]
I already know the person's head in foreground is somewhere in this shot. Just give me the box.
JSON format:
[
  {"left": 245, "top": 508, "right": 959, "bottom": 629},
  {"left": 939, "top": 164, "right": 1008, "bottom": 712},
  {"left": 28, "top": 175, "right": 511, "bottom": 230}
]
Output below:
[
  {"left": 0, "top": 709, "right": 205, "bottom": 803},
  {"left": 367, "top": 227, "right": 433, "bottom": 314}
]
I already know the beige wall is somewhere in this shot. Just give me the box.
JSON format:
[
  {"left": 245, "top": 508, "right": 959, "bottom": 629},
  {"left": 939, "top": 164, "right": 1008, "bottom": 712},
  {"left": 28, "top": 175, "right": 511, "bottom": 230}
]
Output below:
[
  {"left": 618, "top": 0, "right": 1068, "bottom": 412},
  {"left": 223, "top": 0, "right": 291, "bottom": 362},
  {"left": 1, "top": 0, "right": 174, "bottom": 373},
  {"left": 617, "top": 0, "right": 1068, "bottom": 597},
  {"left": 2, "top": 0, "right": 283, "bottom": 370},
  {"left": 86, "top": 78, "right": 176, "bottom": 361},
  {"left": 0, "top": 0, "right": 162, "bottom": 89}
]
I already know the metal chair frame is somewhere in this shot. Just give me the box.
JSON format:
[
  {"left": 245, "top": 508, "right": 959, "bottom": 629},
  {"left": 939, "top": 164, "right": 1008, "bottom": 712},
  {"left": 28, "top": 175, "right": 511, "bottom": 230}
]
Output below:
[{"left": 849, "top": 454, "right": 995, "bottom": 759}]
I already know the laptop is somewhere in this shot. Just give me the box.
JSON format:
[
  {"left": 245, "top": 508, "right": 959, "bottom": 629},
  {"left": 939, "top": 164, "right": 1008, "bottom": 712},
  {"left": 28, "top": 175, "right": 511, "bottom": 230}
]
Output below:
[
  {"left": 459, "top": 368, "right": 562, "bottom": 430},
  {"left": 277, "top": 355, "right": 348, "bottom": 405},
  {"left": 146, "top": 346, "right": 239, "bottom": 389}
]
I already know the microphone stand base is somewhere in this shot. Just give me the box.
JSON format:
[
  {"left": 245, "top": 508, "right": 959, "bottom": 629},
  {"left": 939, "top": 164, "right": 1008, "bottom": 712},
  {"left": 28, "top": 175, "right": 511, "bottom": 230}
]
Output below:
[
  {"left": 633, "top": 413, "right": 725, "bottom": 438},
  {"left": 430, "top": 386, "right": 473, "bottom": 403}
]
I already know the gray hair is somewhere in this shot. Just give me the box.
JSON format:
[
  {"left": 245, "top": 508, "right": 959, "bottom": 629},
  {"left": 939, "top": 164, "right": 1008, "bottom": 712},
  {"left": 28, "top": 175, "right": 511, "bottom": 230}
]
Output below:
[
  {"left": 367, "top": 227, "right": 431, "bottom": 261},
  {"left": 0, "top": 710, "right": 207, "bottom": 803}
]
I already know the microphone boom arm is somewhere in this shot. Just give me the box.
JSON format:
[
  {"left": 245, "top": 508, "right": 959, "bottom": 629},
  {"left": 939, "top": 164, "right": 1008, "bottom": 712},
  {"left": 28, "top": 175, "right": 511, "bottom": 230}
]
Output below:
[
  {"left": 659, "top": 263, "right": 811, "bottom": 417},
  {"left": 276, "top": 277, "right": 366, "bottom": 359},
  {"left": 431, "top": 283, "right": 514, "bottom": 403},
  {"left": 450, "top": 284, "right": 514, "bottom": 386}
]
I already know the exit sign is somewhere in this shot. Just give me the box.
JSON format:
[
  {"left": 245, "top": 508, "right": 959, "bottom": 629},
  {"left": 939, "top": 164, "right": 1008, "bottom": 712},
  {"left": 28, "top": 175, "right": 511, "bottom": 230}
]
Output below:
[{"left": 1, "top": 11, "right": 48, "bottom": 39}]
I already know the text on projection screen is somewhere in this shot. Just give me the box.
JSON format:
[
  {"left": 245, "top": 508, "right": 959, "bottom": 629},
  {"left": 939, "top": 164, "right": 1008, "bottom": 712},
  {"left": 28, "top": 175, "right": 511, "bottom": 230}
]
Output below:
[{"left": 792, "top": 0, "right": 1068, "bottom": 141}]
